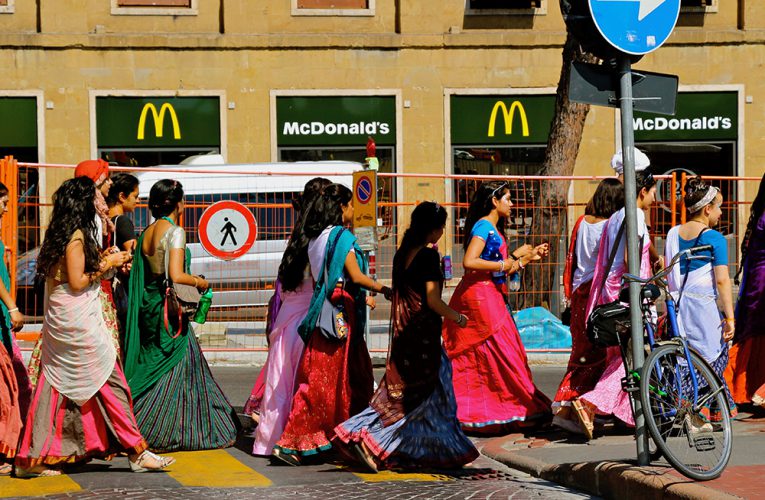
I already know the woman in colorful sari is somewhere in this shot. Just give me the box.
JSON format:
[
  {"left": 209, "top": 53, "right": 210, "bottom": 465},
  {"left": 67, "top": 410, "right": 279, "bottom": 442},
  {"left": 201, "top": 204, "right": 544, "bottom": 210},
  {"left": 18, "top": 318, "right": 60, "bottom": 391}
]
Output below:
[
  {"left": 443, "top": 181, "right": 551, "bottom": 435},
  {"left": 250, "top": 177, "right": 331, "bottom": 455},
  {"left": 0, "top": 182, "right": 25, "bottom": 475},
  {"left": 552, "top": 178, "right": 624, "bottom": 438},
  {"left": 665, "top": 177, "right": 736, "bottom": 421},
  {"left": 272, "top": 183, "right": 391, "bottom": 465},
  {"left": 15, "top": 177, "right": 173, "bottom": 477},
  {"left": 578, "top": 170, "right": 657, "bottom": 430},
  {"left": 123, "top": 179, "right": 238, "bottom": 452},
  {"left": 335, "top": 202, "right": 478, "bottom": 472},
  {"left": 726, "top": 173, "right": 765, "bottom": 408}
]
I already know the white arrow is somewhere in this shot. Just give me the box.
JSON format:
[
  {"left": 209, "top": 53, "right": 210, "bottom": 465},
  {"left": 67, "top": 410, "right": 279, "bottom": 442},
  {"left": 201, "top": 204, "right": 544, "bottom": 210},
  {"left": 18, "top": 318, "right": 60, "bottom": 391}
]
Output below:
[{"left": 597, "top": 0, "right": 668, "bottom": 21}]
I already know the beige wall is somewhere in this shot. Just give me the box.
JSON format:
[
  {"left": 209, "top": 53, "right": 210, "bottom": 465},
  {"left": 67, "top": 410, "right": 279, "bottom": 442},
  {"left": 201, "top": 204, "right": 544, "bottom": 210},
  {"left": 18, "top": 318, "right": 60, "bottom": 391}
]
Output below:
[{"left": 0, "top": 0, "right": 763, "bottom": 200}]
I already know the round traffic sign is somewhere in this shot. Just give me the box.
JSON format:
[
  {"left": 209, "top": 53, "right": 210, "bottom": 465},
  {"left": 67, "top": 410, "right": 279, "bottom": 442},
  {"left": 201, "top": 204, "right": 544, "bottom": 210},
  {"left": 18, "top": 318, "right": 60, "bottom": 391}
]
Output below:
[
  {"left": 198, "top": 201, "right": 257, "bottom": 261},
  {"left": 588, "top": 0, "right": 681, "bottom": 56},
  {"left": 355, "top": 176, "right": 373, "bottom": 205}
]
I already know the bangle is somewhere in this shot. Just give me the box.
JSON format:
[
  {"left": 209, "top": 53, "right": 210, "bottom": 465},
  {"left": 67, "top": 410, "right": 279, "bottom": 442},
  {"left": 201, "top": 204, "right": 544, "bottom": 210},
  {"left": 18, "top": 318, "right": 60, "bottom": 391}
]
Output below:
[
  {"left": 518, "top": 259, "right": 526, "bottom": 270},
  {"left": 723, "top": 317, "right": 735, "bottom": 323},
  {"left": 7, "top": 307, "right": 18, "bottom": 314},
  {"left": 192, "top": 276, "right": 199, "bottom": 288},
  {"left": 499, "top": 260, "right": 505, "bottom": 273}
]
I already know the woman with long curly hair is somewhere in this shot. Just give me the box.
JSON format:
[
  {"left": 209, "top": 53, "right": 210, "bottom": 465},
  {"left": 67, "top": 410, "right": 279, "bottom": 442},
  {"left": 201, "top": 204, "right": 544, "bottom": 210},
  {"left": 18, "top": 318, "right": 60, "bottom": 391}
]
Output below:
[
  {"left": 250, "top": 177, "right": 332, "bottom": 456},
  {"left": 335, "top": 201, "right": 478, "bottom": 472},
  {"left": 123, "top": 179, "right": 238, "bottom": 452},
  {"left": 15, "top": 177, "right": 174, "bottom": 477},
  {"left": 443, "top": 181, "right": 551, "bottom": 434},
  {"left": 726, "top": 173, "right": 765, "bottom": 408},
  {"left": 272, "top": 183, "right": 391, "bottom": 465}
]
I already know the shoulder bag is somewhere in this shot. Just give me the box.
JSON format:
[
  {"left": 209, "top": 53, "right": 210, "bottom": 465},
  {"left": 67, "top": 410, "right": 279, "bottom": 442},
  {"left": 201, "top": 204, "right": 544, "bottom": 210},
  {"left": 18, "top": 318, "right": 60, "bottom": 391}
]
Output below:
[
  {"left": 316, "top": 228, "right": 350, "bottom": 341},
  {"left": 162, "top": 226, "right": 201, "bottom": 337}
]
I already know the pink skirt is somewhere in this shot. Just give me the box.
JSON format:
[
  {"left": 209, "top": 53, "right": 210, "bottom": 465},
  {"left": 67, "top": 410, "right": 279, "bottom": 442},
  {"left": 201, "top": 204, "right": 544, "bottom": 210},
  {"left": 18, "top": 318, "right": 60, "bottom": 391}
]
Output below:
[
  {"left": 580, "top": 347, "right": 635, "bottom": 426},
  {"left": 15, "top": 362, "right": 147, "bottom": 469},
  {"left": 450, "top": 317, "right": 551, "bottom": 434}
]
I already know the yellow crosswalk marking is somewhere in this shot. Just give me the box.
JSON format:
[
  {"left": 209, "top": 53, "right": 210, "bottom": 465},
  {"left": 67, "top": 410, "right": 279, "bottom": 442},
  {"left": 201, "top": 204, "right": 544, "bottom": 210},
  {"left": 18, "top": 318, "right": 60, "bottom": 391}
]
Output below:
[
  {"left": 352, "top": 470, "right": 451, "bottom": 483},
  {"left": 164, "top": 450, "right": 272, "bottom": 488},
  {"left": 0, "top": 474, "right": 82, "bottom": 498}
]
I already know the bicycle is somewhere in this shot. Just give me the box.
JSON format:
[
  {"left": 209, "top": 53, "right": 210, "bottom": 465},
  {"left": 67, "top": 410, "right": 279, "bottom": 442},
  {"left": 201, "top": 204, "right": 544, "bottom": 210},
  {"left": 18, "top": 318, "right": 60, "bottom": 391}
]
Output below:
[{"left": 618, "top": 244, "right": 733, "bottom": 481}]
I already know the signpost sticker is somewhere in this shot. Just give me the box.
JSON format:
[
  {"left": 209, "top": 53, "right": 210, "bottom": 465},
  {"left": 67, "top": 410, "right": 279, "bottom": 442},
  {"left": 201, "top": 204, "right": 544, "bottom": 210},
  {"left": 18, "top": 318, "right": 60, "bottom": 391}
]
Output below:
[
  {"left": 198, "top": 200, "right": 257, "bottom": 261},
  {"left": 588, "top": 0, "right": 681, "bottom": 55},
  {"left": 353, "top": 171, "right": 377, "bottom": 229}
]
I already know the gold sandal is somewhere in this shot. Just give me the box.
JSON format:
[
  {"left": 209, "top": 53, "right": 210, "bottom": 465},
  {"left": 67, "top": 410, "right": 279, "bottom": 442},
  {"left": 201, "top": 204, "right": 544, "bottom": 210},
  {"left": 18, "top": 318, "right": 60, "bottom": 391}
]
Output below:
[{"left": 573, "top": 400, "right": 595, "bottom": 440}]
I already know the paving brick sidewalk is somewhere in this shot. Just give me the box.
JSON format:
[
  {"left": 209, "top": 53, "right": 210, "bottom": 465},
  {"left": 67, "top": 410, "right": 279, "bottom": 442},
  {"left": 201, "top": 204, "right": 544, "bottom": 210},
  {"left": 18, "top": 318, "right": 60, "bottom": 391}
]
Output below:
[{"left": 477, "top": 408, "right": 765, "bottom": 500}]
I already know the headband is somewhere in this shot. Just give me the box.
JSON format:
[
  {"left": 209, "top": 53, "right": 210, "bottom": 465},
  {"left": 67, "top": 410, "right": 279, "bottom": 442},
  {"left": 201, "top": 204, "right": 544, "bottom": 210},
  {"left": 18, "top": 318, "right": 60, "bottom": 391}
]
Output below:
[
  {"left": 490, "top": 182, "right": 509, "bottom": 198},
  {"left": 688, "top": 186, "right": 719, "bottom": 214}
]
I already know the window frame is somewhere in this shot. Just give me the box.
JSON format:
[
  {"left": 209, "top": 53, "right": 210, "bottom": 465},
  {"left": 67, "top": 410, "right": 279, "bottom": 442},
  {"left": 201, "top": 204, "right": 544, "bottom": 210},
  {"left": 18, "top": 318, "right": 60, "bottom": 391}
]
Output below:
[
  {"left": 464, "top": 0, "right": 546, "bottom": 16},
  {"left": 0, "top": 0, "right": 14, "bottom": 15},
  {"left": 291, "top": 0, "right": 375, "bottom": 17},
  {"left": 111, "top": 0, "right": 198, "bottom": 17},
  {"left": 680, "top": 0, "right": 718, "bottom": 14}
]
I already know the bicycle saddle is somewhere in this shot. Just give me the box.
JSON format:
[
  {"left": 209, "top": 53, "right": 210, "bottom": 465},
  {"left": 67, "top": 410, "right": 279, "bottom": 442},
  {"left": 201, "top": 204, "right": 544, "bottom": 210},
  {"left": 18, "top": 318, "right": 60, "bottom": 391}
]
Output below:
[{"left": 619, "top": 283, "right": 661, "bottom": 303}]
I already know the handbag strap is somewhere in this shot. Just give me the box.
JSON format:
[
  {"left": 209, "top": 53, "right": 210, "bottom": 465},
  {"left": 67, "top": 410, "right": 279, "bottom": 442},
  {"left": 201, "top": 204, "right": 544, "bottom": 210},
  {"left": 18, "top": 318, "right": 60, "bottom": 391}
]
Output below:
[
  {"left": 676, "top": 227, "right": 709, "bottom": 309},
  {"left": 596, "top": 219, "right": 626, "bottom": 296},
  {"left": 159, "top": 216, "right": 183, "bottom": 337},
  {"left": 320, "top": 228, "right": 346, "bottom": 296},
  {"left": 160, "top": 216, "right": 177, "bottom": 283}
]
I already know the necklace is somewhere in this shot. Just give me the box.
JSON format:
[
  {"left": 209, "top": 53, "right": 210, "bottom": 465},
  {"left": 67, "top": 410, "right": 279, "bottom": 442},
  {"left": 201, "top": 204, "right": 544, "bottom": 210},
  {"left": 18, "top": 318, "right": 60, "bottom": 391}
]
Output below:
[{"left": 689, "top": 219, "right": 708, "bottom": 227}]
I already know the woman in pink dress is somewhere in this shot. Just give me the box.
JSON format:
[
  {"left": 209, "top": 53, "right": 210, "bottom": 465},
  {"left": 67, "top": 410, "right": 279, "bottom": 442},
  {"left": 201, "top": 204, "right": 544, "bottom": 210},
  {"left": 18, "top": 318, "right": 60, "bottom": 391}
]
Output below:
[
  {"left": 443, "top": 180, "right": 551, "bottom": 434},
  {"left": 578, "top": 170, "right": 657, "bottom": 430},
  {"left": 250, "top": 177, "right": 331, "bottom": 455}
]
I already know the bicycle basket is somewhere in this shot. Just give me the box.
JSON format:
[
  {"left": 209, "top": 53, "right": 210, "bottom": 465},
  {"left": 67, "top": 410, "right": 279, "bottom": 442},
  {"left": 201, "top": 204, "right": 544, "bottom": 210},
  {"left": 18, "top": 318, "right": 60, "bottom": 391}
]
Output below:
[{"left": 587, "top": 300, "right": 631, "bottom": 347}]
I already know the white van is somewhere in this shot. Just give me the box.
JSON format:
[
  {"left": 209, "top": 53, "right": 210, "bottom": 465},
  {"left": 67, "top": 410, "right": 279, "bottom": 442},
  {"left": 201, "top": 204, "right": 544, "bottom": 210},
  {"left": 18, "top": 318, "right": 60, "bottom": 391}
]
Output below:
[{"left": 134, "top": 159, "right": 359, "bottom": 309}]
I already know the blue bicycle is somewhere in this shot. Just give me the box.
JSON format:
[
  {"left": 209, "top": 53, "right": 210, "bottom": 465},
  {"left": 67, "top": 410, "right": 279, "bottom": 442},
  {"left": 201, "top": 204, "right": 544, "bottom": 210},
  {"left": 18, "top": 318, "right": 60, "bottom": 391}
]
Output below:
[{"left": 621, "top": 244, "right": 733, "bottom": 481}]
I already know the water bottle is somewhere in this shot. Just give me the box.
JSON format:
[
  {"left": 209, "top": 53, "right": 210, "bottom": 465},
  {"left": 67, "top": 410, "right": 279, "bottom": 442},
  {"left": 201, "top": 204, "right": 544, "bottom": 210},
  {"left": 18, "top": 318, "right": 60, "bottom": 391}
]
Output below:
[
  {"left": 194, "top": 288, "right": 213, "bottom": 324},
  {"left": 442, "top": 255, "right": 453, "bottom": 281},
  {"left": 508, "top": 272, "right": 521, "bottom": 292},
  {"left": 486, "top": 231, "right": 506, "bottom": 284}
]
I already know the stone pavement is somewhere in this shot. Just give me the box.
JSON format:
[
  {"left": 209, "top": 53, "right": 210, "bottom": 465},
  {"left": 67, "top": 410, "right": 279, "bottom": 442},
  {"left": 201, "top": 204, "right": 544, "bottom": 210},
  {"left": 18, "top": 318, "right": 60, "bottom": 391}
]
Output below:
[{"left": 477, "top": 406, "right": 765, "bottom": 500}]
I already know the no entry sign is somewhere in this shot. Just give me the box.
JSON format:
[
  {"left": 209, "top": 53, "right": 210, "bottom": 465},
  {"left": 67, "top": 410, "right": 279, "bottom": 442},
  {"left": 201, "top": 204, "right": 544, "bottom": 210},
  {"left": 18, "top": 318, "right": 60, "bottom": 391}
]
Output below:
[{"left": 198, "top": 200, "right": 257, "bottom": 260}]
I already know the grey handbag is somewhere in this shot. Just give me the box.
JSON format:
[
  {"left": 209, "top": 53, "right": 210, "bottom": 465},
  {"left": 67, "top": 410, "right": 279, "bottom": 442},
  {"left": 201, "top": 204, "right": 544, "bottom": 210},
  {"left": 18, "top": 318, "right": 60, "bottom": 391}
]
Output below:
[{"left": 316, "top": 229, "right": 349, "bottom": 341}]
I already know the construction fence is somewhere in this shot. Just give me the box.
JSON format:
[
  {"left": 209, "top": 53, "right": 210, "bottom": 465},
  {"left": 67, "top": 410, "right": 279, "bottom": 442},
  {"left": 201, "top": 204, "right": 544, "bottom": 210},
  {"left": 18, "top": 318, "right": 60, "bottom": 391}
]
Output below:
[{"left": 0, "top": 157, "right": 756, "bottom": 358}]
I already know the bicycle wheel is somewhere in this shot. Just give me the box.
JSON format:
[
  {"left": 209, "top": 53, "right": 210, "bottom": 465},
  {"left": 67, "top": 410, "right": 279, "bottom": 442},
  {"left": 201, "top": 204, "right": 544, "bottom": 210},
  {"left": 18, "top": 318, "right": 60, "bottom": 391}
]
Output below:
[{"left": 639, "top": 342, "right": 732, "bottom": 481}]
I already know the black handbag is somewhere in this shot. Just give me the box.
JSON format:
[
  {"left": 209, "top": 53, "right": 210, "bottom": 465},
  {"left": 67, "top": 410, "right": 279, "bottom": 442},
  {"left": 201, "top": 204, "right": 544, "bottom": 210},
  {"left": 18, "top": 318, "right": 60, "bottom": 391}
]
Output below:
[
  {"left": 586, "top": 220, "right": 630, "bottom": 347},
  {"left": 315, "top": 229, "right": 349, "bottom": 341}
]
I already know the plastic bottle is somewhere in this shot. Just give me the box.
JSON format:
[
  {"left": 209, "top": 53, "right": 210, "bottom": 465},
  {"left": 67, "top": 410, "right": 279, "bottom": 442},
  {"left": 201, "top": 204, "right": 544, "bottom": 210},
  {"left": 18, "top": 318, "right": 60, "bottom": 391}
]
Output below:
[
  {"left": 442, "top": 255, "right": 453, "bottom": 281},
  {"left": 486, "top": 231, "right": 506, "bottom": 284},
  {"left": 194, "top": 288, "right": 213, "bottom": 324},
  {"left": 508, "top": 271, "right": 521, "bottom": 292}
]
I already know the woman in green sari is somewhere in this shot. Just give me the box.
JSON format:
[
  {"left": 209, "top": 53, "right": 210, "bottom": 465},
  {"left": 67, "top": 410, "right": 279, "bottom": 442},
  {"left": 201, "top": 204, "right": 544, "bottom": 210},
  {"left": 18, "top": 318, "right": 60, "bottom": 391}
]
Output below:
[{"left": 123, "top": 179, "right": 238, "bottom": 452}]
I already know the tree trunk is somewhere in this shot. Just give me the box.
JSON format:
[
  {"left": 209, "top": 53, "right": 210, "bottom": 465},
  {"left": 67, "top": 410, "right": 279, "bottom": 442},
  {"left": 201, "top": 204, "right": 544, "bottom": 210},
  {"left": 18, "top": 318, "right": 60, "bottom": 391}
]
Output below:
[{"left": 519, "top": 31, "right": 598, "bottom": 310}]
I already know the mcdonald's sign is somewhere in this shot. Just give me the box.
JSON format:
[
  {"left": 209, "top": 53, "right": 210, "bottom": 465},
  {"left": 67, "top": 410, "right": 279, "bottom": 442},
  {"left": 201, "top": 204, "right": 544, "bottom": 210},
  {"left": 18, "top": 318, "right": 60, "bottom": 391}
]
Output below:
[
  {"left": 450, "top": 95, "right": 555, "bottom": 145},
  {"left": 137, "top": 102, "right": 181, "bottom": 140},
  {"left": 96, "top": 96, "right": 220, "bottom": 148},
  {"left": 488, "top": 101, "right": 529, "bottom": 138}
]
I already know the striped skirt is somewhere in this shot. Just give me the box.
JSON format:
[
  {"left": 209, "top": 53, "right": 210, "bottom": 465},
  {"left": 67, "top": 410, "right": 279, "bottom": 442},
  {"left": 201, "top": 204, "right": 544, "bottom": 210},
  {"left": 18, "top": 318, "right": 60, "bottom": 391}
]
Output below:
[
  {"left": 132, "top": 334, "right": 238, "bottom": 452},
  {"left": 15, "top": 363, "right": 147, "bottom": 469}
]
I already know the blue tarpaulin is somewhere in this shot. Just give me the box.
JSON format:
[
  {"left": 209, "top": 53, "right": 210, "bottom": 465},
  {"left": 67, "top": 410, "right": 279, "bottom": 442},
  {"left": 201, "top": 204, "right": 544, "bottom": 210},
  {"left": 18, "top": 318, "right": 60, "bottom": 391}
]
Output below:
[{"left": 514, "top": 307, "right": 572, "bottom": 350}]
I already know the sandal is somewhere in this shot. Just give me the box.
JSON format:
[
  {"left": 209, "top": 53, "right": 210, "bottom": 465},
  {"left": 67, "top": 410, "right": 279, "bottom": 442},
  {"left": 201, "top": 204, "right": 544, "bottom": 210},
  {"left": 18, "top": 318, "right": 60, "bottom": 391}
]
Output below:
[
  {"left": 272, "top": 448, "right": 301, "bottom": 466},
  {"left": 129, "top": 450, "right": 175, "bottom": 473},
  {"left": 572, "top": 400, "right": 595, "bottom": 440},
  {"left": 0, "top": 463, "right": 12, "bottom": 476},
  {"left": 15, "top": 466, "right": 62, "bottom": 478},
  {"left": 353, "top": 443, "right": 378, "bottom": 473}
]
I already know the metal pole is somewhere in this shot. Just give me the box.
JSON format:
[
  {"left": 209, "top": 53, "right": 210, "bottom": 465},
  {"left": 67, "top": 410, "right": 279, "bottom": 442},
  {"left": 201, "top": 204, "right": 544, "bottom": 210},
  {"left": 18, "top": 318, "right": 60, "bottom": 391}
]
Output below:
[{"left": 618, "top": 55, "right": 649, "bottom": 466}]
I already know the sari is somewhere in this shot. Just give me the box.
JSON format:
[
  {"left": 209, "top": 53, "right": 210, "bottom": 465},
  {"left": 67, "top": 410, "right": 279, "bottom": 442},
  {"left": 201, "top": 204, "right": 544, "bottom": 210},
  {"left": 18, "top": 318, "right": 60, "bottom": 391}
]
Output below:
[
  {"left": 335, "top": 247, "right": 478, "bottom": 469},
  {"left": 274, "top": 226, "right": 374, "bottom": 458},
  {"left": 123, "top": 223, "right": 237, "bottom": 452}
]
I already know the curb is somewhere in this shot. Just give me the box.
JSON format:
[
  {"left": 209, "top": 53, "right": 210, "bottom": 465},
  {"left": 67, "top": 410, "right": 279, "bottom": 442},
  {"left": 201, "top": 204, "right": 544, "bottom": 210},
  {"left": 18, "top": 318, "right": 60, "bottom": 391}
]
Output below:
[{"left": 479, "top": 438, "right": 741, "bottom": 500}]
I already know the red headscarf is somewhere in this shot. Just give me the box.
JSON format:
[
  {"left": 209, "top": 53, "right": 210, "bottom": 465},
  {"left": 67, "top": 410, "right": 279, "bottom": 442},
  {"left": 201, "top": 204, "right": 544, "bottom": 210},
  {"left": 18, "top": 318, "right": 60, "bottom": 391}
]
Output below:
[{"left": 74, "top": 159, "right": 110, "bottom": 184}]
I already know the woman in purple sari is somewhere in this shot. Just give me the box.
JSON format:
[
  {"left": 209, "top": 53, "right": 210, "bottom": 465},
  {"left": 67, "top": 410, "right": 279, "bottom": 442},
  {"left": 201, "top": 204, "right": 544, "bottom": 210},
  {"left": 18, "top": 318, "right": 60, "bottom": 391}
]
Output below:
[{"left": 725, "top": 173, "right": 765, "bottom": 407}]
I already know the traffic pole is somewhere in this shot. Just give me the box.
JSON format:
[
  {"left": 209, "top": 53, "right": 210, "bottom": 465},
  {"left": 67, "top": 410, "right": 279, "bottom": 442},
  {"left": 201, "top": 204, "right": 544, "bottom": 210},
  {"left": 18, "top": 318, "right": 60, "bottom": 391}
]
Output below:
[{"left": 619, "top": 55, "right": 649, "bottom": 466}]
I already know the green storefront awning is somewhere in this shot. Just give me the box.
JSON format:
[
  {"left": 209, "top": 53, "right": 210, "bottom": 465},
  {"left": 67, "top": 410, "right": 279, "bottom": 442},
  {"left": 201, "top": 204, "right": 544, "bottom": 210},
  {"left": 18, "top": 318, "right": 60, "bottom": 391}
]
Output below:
[
  {"left": 634, "top": 91, "right": 738, "bottom": 142},
  {"left": 0, "top": 97, "right": 37, "bottom": 148},
  {"left": 450, "top": 95, "right": 555, "bottom": 145},
  {"left": 96, "top": 96, "right": 221, "bottom": 148},
  {"left": 277, "top": 96, "right": 396, "bottom": 147}
]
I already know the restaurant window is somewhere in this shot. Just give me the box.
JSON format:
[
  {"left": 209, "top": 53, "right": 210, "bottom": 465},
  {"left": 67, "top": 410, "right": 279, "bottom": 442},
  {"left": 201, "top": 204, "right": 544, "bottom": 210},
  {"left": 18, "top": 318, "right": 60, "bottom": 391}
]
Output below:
[
  {"left": 112, "top": 0, "right": 196, "bottom": 15},
  {"left": 466, "top": 0, "right": 544, "bottom": 12},
  {"left": 292, "top": 0, "right": 374, "bottom": 15},
  {"left": 0, "top": 0, "right": 13, "bottom": 14}
]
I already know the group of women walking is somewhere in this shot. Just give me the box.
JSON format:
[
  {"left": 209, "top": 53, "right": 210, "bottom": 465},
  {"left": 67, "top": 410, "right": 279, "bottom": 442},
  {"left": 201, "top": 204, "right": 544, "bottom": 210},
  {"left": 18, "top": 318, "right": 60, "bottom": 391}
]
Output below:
[{"left": 2, "top": 155, "right": 764, "bottom": 477}]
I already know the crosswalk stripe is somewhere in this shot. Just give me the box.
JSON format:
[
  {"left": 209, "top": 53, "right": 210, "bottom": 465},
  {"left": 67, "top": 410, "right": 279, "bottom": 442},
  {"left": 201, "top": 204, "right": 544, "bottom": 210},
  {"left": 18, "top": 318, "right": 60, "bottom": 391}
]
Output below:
[
  {"left": 352, "top": 470, "right": 451, "bottom": 483},
  {"left": 164, "top": 449, "right": 272, "bottom": 488},
  {"left": 0, "top": 474, "right": 82, "bottom": 498}
]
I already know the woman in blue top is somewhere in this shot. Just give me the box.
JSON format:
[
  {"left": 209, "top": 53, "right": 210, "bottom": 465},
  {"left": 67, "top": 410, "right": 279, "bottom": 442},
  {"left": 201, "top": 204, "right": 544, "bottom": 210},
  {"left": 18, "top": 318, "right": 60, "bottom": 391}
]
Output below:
[
  {"left": 664, "top": 177, "right": 736, "bottom": 420},
  {"left": 443, "top": 181, "right": 551, "bottom": 434}
]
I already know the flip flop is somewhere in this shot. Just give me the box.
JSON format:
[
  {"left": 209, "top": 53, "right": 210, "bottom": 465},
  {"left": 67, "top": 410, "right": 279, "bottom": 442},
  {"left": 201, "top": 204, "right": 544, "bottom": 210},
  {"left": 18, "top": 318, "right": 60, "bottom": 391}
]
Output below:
[
  {"left": 0, "top": 463, "right": 12, "bottom": 476},
  {"left": 15, "top": 467, "right": 62, "bottom": 478}
]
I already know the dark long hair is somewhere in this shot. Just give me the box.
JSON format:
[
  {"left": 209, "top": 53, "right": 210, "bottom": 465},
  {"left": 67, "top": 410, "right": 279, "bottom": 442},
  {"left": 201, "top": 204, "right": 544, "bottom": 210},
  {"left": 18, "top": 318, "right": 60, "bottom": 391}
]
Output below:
[
  {"left": 105, "top": 173, "right": 139, "bottom": 208},
  {"left": 736, "top": 173, "right": 765, "bottom": 283},
  {"left": 463, "top": 180, "right": 508, "bottom": 251},
  {"left": 278, "top": 177, "right": 332, "bottom": 291},
  {"left": 392, "top": 202, "right": 447, "bottom": 289},
  {"left": 303, "top": 183, "right": 353, "bottom": 239},
  {"left": 36, "top": 177, "right": 101, "bottom": 279},
  {"left": 148, "top": 179, "right": 184, "bottom": 219},
  {"left": 585, "top": 178, "right": 625, "bottom": 218}
]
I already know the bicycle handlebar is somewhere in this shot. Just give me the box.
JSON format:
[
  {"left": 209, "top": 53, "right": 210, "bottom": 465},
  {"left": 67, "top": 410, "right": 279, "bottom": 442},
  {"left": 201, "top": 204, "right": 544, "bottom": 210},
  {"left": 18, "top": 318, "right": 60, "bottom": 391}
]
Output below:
[{"left": 622, "top": 244, "right": 713, "bottom": 286}]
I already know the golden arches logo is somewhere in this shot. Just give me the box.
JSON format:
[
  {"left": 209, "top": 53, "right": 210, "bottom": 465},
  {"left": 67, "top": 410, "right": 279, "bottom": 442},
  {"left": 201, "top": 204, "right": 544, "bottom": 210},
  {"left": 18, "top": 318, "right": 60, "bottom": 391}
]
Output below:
[
  {"left": 487, "top": 101, "right": 529, "bottom": 138},
  {"left": 137, "top": 103, "right": 182, "bottom": 140}
]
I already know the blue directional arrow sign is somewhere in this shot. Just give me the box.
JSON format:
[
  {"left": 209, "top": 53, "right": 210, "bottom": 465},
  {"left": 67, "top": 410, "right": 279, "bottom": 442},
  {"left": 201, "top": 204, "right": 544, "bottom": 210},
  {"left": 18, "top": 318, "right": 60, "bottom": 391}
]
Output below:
[{"left": 588, "top": 0, "right": 681, "bottom": 55}]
